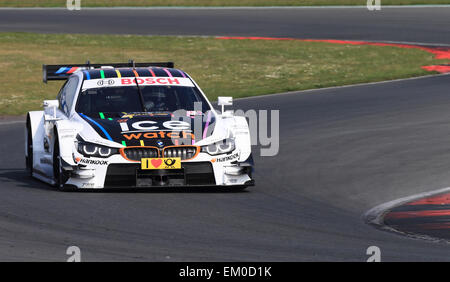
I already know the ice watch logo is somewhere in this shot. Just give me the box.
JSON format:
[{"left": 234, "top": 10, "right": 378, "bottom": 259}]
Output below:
[{"left": 119, "top": 120, "right": 191, "bottom": 132}]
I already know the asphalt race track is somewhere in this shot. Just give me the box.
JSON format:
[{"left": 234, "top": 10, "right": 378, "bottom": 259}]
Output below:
[
  {"left": 0, "top": 7, "right": 449, "bottom": 45},
  {"left": 0, "top": 7, "right": 450, "bottom": 261}
]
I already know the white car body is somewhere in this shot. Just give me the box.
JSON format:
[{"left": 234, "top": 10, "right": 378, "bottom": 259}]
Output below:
[{"left": 25, "top": 62, "right": 254, "bottom": 190}]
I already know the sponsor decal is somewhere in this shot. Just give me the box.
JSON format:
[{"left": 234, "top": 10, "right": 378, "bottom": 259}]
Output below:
[
  {"left": 81, "top": 183, "right": 95, "bottom": 188},
  {"left": 120, "top": 120, "right": 195, "bottom": 142},
  {"left": 82, "top": 77, "right": 194, "bottom": 89},
  {"left": 78, "top": 159, "right": 108, "bottom": 165},
  {"left": 121, "top": 77, "right": 181, "bottom": 86},
  {"left": 60, "top": 134, "right": 75, "bottom": 139},
  {"left": 119, "top": 120, "right": 190, "bottom": 132},
  {"left": 213, "top": 153, "right": 239, "bottom": 163},
  {"left": 40, "top": 157, "right": 52, "bottom": 165},
  {"left": 141, "top": 158, "right": 181, "bottom": 170},
  {"left": 122, "top": 131, "right": 194, "bottom": 140},
  {"left": 97, "top": 79, "right": 115, "bottom": 86}
]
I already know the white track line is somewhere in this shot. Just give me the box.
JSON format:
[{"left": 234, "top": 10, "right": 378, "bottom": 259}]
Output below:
[
  {"left": 0, "top": 120, "right": 24, "bottom": 125},
  {"left": 236, "top": 73, "right": 450, "bottom": 101},
  {"left": 142, "top": 36, "right": 450, "bottom": 47},
  {"left": 342, "top": 39, "right": 450, "bottom": 47}
]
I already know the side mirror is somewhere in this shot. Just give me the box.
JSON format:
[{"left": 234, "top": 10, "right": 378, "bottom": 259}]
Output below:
[
  {"left": 43, "top": 100, "right": 60, "bottom": 121},
  {"left": 218, "top": 96, "right": 233, "bottom": 114}
]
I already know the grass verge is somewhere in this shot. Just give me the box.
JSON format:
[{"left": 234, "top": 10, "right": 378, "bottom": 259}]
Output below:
[
  {"left": 0, "top": 32, "right": 447, "bottom": 115},
  {"left": 1, "top": 0, "right": 450, "bottom": 7}
]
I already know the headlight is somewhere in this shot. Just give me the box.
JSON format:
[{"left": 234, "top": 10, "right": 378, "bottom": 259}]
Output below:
[
  {"left": 77, "top": 141, "right": 118, "bottom": 158},
  {"left": 201, "top": 138, "right": 235, "bottom": 155}
]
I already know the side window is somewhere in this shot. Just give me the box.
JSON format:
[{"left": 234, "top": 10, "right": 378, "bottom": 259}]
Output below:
[
  {"left": 59, "top": 76, "right": 79, "bottom": 115},
  {"left": 57, "top": 81, "right": 68, "bottom": 112}
]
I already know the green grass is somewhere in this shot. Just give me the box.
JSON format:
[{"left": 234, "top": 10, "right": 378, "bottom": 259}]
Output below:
[
  {"left": 0, "top": 32, "right": 447, "bottom": 115},
  {"left": 1, "top": 0, "right": 450, "bottom": 7}
]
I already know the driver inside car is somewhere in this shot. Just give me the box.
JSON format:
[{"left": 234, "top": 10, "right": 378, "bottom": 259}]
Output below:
[{"left": 144, "top": 89, "right": 169, "bottom": 112}]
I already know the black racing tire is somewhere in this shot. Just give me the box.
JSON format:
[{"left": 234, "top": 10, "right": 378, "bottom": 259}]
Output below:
[
  {"left": 53, "top": 131, "right": 72, "bottom": 191},
  {"left": 25, "top": 116, "right": 33, "bottom": 177}
]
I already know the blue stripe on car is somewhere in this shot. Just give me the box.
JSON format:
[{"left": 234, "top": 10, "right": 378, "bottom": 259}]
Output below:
[
  {"left": 55, "top": 67, "right": 67, "bottom": 74},
  {"left": 79, "top": 113, "right": 113, "bottom": 141},
  {"left": 83, "top": 70, "right": 91, "bottom": 80}
]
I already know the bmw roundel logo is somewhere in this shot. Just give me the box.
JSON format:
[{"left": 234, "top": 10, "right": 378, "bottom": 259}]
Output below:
[{"left": 156, "top": 140, "right": 164, "bottom": 148}]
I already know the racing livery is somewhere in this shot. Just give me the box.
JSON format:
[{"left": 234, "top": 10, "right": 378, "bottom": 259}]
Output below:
[{"left": 25, "top": 61, "right": 254, "bottom": 190}]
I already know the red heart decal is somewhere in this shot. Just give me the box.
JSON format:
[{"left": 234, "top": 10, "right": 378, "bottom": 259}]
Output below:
[{"left": 151, "top": 159, "right": 162, "bottom": 168}]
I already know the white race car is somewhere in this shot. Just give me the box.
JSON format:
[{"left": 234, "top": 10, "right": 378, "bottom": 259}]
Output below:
[{"left": 26, "top": 61, "right": 254, "bottom": 191}]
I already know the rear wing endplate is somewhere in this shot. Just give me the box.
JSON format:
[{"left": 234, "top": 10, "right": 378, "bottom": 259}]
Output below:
[{"left": 42, "top": 61, "right": 174, "bottom": 83}]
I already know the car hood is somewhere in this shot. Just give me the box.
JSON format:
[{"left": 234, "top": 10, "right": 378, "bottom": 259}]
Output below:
[{"left": 78, "top": 112, "right": 216, "bottom": 147}]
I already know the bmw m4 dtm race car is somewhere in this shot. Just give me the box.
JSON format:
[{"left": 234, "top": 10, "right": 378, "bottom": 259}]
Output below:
[{"left": 25, "top": 61, "right": 254, "bottom": 191}]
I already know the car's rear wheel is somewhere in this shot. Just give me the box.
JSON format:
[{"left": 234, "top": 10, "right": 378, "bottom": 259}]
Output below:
[
  {"left": 25, "top": 117, "right": 33, "bottom": 177},
  {"left": 53, "top": 132, "right": 72, "bottom": 191}
]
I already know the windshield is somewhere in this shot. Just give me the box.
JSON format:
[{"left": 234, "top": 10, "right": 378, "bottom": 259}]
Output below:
[{"left": 76, "top": 85, "right": 211, "bottom": 116}]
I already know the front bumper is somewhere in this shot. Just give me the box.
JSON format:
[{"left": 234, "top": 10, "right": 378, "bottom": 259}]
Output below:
[
  {"left": 105, "top": 162, "right": 218, "bottom": 188},
  {"left": 64, "top": 158, "right": 254, "bottom": 189}
]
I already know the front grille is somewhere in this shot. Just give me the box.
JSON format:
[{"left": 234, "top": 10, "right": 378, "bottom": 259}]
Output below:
[
  {"left": 122, "top": 147, "right": 159, "bottom": 161},
  {"left": 163, "top": 146, "right": 197, "bottom": 160},
  {"left": 120, "top": 146, "right": 198, "bottom": 162}
]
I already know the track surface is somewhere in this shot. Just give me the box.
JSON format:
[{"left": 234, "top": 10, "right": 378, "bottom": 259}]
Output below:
[
  {"left": 0, "top": 7, "right": 449, "bottom": 45},
  {"left": 1, "top": 8, "right": 450, "bottom": 261}
]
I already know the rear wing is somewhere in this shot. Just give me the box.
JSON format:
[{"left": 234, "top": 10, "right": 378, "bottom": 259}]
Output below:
[{"left": 42, "top": 61, "right": 174, "bottom": 83}]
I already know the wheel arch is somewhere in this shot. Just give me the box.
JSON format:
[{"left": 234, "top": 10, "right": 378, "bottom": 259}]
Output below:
[
  {"left": 25, "top": 111, "right": 44, "bottom": 158},
  {"left": 232, "top": 115, "right": 252, "bottom": 162},
  {"left": 53, "top": 119, "right": 81, "bottom": 166}
]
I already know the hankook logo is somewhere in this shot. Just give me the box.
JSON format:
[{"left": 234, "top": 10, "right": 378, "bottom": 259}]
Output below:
[{"left": 79, "top": 159, "right": 108, "bottom": 165}]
